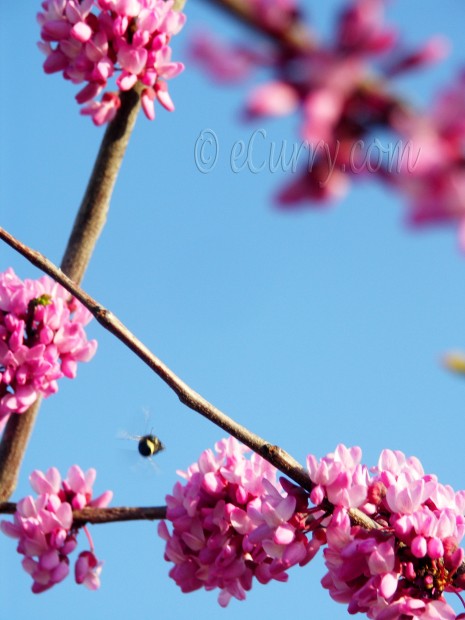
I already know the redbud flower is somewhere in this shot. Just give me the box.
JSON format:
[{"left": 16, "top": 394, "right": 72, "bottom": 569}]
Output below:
[
  {"left": 158, "top": 437, "right": 317, "bottom": 607},
  {"left": 307, "top": 445, "right": 465, "bottom": 618},
  {"left": 75, "top": 550, "right": 103, "bottom": 590},
  {"left": 0, "top": 268, "right": 97, "bottom": 425},
  {"left": 307, "top": 443, "right": 369, "bottom": 509},
  {"left": 0, "top": 465, "right": 112, "bottom": 593},
  {"left": 37, "top": 0, "right": 186, "bottom": 124}
]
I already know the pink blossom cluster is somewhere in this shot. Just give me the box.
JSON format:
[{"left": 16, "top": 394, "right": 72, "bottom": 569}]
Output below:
[
  {"left": 0, "top": 466, "right": 112, "bottom": 593},
  {"left": 190, "top": 0, "right": 465, "bottom": 249},
  {"left": 384, "top": 74, "right": 465, "bottom": 247},
  {"left": 249, "top": 0, "right": 299, "bottom": 29},
  {"left": 37, "top": 0, "right": 186, "bottom": 125},
  {"left": 0, "top": 268, "right": 97, "bottom": 426},
  {"left": 158, "top": 437, "right": 318, "bottom": 607},
  {"left": 308, "top": 444, "right": 465, "bottom": 618}
]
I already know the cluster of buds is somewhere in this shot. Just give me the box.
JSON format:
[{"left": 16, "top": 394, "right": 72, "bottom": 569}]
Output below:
[
  {"left": 37, "top": 0, "right": 186, "bottom": 124},
  {"left": 3, "top": 437, "right": 465, "bottom": 617},
  {"left": 158, "top": 437, "right": 320, "bottom": 606},
  {"left": 0, "top": 268, "right": 97, "bottom": 427},
  {"left": 1, "top": 466, "right": 112, "bottom": 592},
  {"left": 158, "top": 440, "right": 465, "bottom": 616},
  {"left": 308, "top": 445, "right": 465, "bottom": 618}
]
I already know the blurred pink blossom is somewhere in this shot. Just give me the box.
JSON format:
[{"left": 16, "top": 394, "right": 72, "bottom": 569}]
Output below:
[
  {"left": 191, "top": 0, "right": 465, "bottom": 249},
  {"left": 189, "top": 31, "right": 270, "bottom": 83},
  {"left": 250, "top": 0, "right": 299, "bottom": 30},
  {"left": 384, "top": 74, "right": 465, "bottom": 249}
]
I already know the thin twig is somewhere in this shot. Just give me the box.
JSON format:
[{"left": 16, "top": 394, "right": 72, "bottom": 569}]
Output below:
[
  {"left": 0, "top": 502, "right": 166, "bottom": 525},
  {"left": 72, "top": 505, "right": 167, "bottom": 526},
  {"left": 0, "top": 502, "right": 378, "bottom": 532},
  {"left": 0, "top": 88, "right": 142, "bottom": 501},
  {"left": 200, "top": 0, "right": 315, "bottom": 52},
  {"left": 0, "top": 502, "right": 16, "bottom": 515}
]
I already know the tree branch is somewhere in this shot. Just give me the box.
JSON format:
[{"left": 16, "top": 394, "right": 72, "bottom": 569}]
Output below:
[
  {"left": 0, "top": 87, "right": 142, "bottom": 501},
  {"left": 0, "top": 399, "right": 42, "bottom": 501},
  {"left": 200, "top": 0, "right": 315, "bottom": 52},
  {"left": 60, "top": 85, "right": 142, "bottom": 283}
]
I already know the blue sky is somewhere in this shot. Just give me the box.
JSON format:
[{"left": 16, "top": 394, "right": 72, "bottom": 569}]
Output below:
[{"left": 2, "top": 2, "right": 465, "bottom": 619}]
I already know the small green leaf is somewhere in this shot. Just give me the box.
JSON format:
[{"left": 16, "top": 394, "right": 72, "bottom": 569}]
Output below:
[{"left": 173, "top": 0, "right": 187, "bottom": 11}]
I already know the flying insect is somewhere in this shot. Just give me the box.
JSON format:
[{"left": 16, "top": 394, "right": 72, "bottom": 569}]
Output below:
[
  {"left": 137, "top": 433, "right": 164, "bottom": 458},
  {"left": 118, "top": 430, "right": 165, "bottom": 459},
  {"left": 118, "top": 409, "right": 164, "bottom": 465}
]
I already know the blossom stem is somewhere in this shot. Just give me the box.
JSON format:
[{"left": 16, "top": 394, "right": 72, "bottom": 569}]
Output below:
[
  {"left": 82, "top": 525, "right": 95, "bottom": 551},
  {"left": 0, "top": 88, "right": 142, "bottom": 501}
]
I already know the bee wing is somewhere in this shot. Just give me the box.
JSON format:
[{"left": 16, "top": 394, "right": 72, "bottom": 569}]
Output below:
[
  {"left": 146, "top": 455, "right": 161, "bottom": 474},
  {"left": 142, "top": 407, "right": 151, "bottom": 429},
  {"left": 117, "top": 430, "right": 142, "bottom": 442}
]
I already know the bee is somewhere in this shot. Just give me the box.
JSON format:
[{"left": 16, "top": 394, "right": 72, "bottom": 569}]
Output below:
[
  {"left": 137, "top": 433, "right": 164, "bottom": 458},
  {"left": 118, "top": 409, "right": 164, "bottom": 464},
  {"left": 118, "top": 431, "right": 165, "bottom": 460},
  {"left": 443, "top": 351, "right": 465, "bottom": 375}
]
